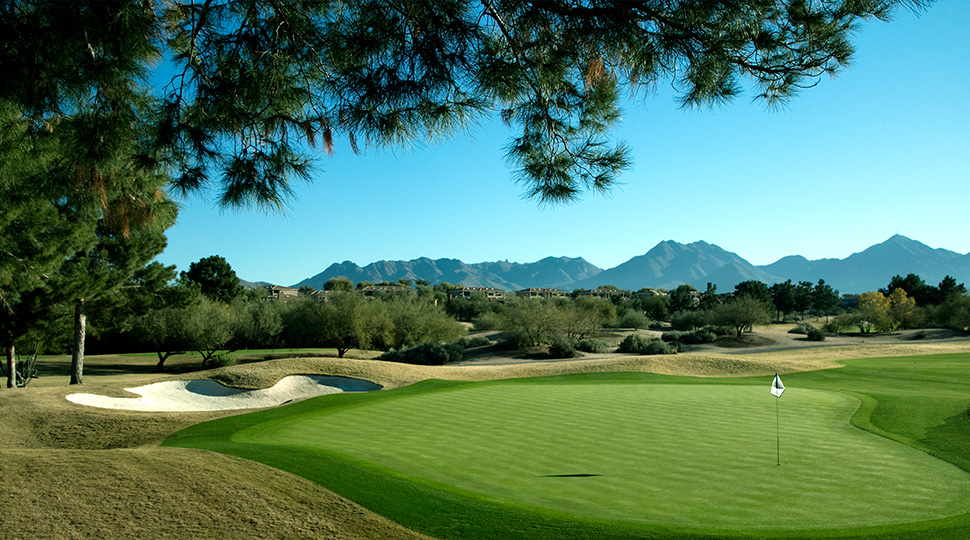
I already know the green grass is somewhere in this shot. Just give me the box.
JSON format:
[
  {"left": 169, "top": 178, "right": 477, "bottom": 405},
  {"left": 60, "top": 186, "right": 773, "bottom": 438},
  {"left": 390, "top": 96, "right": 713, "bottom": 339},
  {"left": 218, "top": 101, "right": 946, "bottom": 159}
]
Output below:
[{"left": 164, "top": 354, "right": 970, "bottom": 539}]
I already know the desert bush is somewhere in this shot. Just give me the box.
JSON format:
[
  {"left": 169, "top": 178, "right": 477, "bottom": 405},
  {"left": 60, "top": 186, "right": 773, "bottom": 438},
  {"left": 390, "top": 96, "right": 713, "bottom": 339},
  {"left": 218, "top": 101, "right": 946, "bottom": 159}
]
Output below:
[
  {"left": 617, "top": 310, "right": 650, "bottom": 330},
  {"left": 472, "top": 311, "right": 502, "bottom": 331},
  {"left": 642, "top": 339, "right": 677, "bottom": 355},
  {"left": 821, "top": 319, "right": 841, "bottom": 333},
  {"left": 824, "top": 313, "right": 862, "bottom": 333},
  {"left": 382, "top": 296, "right": 466, "bottom": 350},
  {"left": 663, "top": 329, "right": 716, "bottom": 345},
  {"left": 547, "top": 339, "right": 578, "bottom": 359},
  {"left": 575, "top": 338, "right": 608, "bottom": 353},
  {"left": 380, "top": 342, "right": 464, "bottom": 365},
  {"left": 207, "top": 351, "right": 237, "bottom": 368},
  {"left": 498, "top": 299, "right": 564, "bottom": 347},
  {"left": 617, "top": 334, "right": 650, "bottom": 353},
  {"left": 496, "top": 333, "right": 531, "bottom": 351},
  {"left": 661, "top": 331, "right": 683, "bottom": 342},
  {"left": 671, "top": 310, "right": 709, "bottom": 331},
  {"left": 788, "top": 323, "right": 815, "bottom": 335},
  {"left": 660, "top": 330, "right": 686, "bottom": 343},
  {"left": 682, "top": 329, "right": 716, "bottom": 344},
  {"left": 806, "top": 327, "right": 826, "bottom": 341},
  {"left": 459, "top": 336, "right": 492, "bottom": 348},
  {"left": 617, "top": 334, "right": 677, "bottom": 355}
]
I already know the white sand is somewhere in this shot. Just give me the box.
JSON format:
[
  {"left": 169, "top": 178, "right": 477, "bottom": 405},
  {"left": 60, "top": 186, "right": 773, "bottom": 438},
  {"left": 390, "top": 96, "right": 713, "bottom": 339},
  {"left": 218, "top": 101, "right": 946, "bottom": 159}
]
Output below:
[{"left": 66, "top": 375, "right": 382, "bottom": 412}]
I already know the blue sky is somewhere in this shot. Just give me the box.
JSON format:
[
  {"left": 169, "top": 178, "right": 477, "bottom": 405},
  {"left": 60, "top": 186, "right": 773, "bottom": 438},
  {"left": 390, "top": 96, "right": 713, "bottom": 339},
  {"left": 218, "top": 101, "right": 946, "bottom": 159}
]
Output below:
[{"left": 156, "top": 2, "right": 970, "bottom": 286}]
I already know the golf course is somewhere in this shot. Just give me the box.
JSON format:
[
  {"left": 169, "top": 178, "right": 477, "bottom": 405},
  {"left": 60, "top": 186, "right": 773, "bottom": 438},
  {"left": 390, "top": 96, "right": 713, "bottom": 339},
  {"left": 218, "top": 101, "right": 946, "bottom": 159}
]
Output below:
[{"left": 4, "top": 327, "right": 970, "bottom": 539}]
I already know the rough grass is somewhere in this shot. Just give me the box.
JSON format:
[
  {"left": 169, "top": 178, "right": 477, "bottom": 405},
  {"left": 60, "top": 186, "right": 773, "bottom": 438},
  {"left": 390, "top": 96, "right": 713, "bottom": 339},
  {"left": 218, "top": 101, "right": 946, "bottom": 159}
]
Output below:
[{"left": 4, "top": 336, "right": 970, "bottom": 539}]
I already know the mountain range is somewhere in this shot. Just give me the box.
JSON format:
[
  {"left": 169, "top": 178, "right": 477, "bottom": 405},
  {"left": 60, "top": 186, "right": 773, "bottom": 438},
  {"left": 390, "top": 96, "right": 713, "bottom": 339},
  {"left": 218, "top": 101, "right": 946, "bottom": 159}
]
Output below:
[{"left": 285, "top": 235, "right": 970, "bottom": 295}]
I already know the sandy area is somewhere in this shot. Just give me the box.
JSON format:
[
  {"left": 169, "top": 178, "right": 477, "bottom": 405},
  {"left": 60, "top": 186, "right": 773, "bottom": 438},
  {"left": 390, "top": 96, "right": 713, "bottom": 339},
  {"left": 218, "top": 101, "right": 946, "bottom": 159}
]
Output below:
[{"left": 65, "top": 375, "right": 382, "bottom": 412}]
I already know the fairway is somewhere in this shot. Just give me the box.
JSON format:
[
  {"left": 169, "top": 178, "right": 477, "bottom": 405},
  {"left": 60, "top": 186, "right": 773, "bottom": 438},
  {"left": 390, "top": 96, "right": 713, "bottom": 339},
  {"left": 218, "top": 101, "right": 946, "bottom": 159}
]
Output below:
[{"left": 235, "top": 381, "right": 970, "bottom": 532}]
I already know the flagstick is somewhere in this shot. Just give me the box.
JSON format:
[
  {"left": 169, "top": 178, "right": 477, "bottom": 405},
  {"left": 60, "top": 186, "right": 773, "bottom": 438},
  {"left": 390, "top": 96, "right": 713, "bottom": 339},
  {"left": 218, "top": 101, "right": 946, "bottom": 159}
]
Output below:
[{"left": 776, "top": 397, "right": 781, "bottom": 466}]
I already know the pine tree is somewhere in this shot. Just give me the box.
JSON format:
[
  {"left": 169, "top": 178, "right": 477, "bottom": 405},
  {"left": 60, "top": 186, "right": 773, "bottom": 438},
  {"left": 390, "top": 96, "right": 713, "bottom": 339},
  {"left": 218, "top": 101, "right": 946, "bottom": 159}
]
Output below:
[{"left": 2, "top": 0, "right": 932, "bottom": 208}]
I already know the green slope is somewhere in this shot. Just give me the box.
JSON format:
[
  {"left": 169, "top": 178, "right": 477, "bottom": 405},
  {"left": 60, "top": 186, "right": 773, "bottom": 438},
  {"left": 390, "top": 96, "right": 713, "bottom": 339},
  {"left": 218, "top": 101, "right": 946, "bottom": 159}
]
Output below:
[{"left": 164, "top": 354, "right": 970, "bottom": 539}]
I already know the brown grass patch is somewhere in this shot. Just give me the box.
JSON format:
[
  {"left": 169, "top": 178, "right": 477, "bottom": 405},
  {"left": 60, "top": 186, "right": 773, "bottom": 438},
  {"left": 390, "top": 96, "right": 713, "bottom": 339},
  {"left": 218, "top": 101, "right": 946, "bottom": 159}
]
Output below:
[{"left": 1, "top": 448, "right": 431, "bottom": 540}]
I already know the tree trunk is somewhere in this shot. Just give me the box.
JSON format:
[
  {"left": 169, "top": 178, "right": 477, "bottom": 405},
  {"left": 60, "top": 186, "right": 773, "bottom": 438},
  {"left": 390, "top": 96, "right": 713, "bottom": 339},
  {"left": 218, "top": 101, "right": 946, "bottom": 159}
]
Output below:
[
  {"left": 156, "top": 351, "right": 170, "bottom": 372},
  {"left": 70, "top": 298, "right": 85, "bottom": 385},
  {"left": 5, "top": 341, "right": 14, "bottom": 389}
]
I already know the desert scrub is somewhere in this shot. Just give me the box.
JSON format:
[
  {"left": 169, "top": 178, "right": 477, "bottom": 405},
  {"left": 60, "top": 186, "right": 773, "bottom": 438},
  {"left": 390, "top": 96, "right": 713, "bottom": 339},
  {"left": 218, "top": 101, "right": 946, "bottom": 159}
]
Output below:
[
  {"left": 617, "top": 310, "right": 650, "bottom": 329},
  {"left": 459, "top": 336, "right": 492, "bottom": 348},
  {"left": 547, "top": 339, "right": 578, "bottom": 359},
  {"left": 663, "top": 329, "right": 716, "bottom": 345},
  {"left": 472, "top": 312, "right": 502, "bottom": 331},
  {"left": 575, "top": 339, "right": 608, "bottom": 354},
  {"left": 380, "top": 342, "right": 464, "bottom": 365},
  {"left": 207, "top": 352, "right": 237, "bottom": 368},
  {"left": 806, "top": 327, "right": 826, "bottom": 341},
  {"left": 617, "top": 335, "right": 677, "bottom": 355},
  {"left": 788, "top": 323, "right": 816, "bottom": 335}
]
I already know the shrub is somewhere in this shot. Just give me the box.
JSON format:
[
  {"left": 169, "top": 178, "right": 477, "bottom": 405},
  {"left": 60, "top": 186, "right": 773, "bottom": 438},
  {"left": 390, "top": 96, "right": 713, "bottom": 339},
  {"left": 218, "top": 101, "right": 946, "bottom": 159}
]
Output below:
[
  {"left": 617, "top": 334, "right": 677, "bottom": 355},
  {"left": 380, "top": 342, "right": 464, "bottom": 365},
  {"left": 682, "top": 329, "right": 716, "bottom": 344},
  {"left": 496, "top": 333, "right": 530, "bottom": 350},
  {"left": 617, "top": 310, "right": 650, "bottom": 330},
  {"left": 0, "top": 344, "right": 38, "bottom": 387},
  {"left": 547, "top": 339, "right": 578, "bottom": 359},
  {"left": 575, "top": 338, "right": 608, "bottom": 353},
  {"left": 208, "top": 351, "right": 237, "bottom": 368},
  {"left": 710, "top": 325, "right": 733, "bottom": 336},
  {"left": 788, "top": 323, "right": 815, "bottom": 335},
  {"left": 661, "top": 331, "right": 683, "bottom": 343},
  {"left": 671, "top": 310, "right": 709, "bottom": 331},
  {"left": 806, "top": 327, "right": 826, "bottom": 341},
  {"left": 472, "top": 312, "right": 502, "bottom": 332},
  {"left": 642, "top": 339, "right": 677, "bottom": 355},
  {"left": 459, "top": 336, "right": 492, "bottom": 348},
  {"left": 821, "top": 320, "right": 841, "bottom": 333},
  {"left": 663, "top": 329, "right": 715, "bottom": 345},
  {"left": 617, "top": 334, "right": 650, "bottom": 353}
]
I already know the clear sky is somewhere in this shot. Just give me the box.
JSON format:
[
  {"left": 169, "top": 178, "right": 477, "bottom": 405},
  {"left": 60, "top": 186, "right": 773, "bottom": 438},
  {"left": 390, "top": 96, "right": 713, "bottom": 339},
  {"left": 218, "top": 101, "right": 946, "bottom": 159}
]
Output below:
[{"left": 156, "top": 2, "right": 970, "bottom": 286}]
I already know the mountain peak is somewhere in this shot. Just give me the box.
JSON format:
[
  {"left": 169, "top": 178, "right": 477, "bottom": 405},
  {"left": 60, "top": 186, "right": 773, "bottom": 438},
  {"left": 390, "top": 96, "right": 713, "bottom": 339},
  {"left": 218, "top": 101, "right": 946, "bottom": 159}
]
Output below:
[{"left": 279, "top": 236, "right": 969, "bottom": 295}]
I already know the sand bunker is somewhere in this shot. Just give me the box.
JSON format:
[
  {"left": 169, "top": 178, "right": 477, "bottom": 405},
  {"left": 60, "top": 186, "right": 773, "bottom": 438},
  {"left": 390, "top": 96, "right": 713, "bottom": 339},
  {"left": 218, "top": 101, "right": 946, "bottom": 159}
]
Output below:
[{"left": 66, "top": 375, "right": 382, "bottom": 412}]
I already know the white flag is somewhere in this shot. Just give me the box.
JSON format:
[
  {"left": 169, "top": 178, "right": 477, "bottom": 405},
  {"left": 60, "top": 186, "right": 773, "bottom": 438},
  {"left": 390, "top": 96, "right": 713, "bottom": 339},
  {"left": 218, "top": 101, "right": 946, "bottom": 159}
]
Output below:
[{"left": 771, "top": 373, "right": 785, "bottom": 398}]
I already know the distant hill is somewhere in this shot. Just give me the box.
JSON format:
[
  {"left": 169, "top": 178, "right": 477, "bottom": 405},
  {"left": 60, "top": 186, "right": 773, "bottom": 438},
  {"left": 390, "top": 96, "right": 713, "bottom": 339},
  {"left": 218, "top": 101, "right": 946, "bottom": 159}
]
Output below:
[
  {"left": 239, "top": 278, "right": 273, "bottom": 290},
  {"left": 569, "top": 240, "right": 775, "bottom": 291},
  {"left": 266, "top": 235, "right": 970, "bottom": 295},
  {"left": 293, "top": 256, "right": 602, "bottom": 291},
  {"left": 759, "top": 235, "right": 970, "bottom": 294}
]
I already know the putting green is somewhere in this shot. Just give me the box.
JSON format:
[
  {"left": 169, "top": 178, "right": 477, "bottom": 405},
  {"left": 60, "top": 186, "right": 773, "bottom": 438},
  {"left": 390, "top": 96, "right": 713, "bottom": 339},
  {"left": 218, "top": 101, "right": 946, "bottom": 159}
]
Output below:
[{"left": 234, "top": 382, "right": 970, "bottom": 532}]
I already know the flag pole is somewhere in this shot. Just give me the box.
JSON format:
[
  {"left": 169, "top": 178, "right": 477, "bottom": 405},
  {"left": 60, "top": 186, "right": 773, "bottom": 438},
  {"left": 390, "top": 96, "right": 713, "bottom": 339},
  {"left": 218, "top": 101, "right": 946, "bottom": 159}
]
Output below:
[
  {"left": 776, "top": 396, "right": 781, "bottom": 466},
  {"left": 770, "top": 373, "right": 785, "bottom": 466}
]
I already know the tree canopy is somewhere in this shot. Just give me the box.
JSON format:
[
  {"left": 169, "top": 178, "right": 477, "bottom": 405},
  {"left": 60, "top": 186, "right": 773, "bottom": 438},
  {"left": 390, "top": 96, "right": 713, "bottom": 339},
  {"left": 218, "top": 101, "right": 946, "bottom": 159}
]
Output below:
[
  {"left": 0, "top": 0, "right": 934, "bottom": 378},
  {"left": 1, "top": 0, "right": 931, "bottom": 209},
  {"left": 183, "top": 255, "right": 244, "bottom": 304}
]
